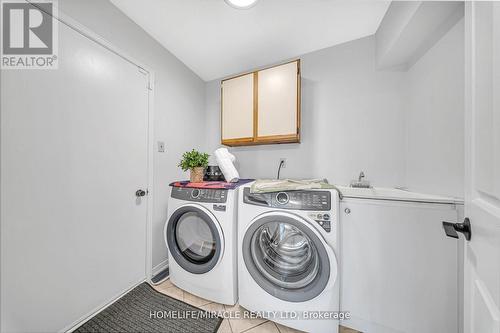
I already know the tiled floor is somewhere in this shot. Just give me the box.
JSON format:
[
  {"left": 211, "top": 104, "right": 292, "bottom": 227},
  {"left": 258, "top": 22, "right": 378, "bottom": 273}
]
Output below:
[{"left": 153, "top": 279, "right": 360, "bottom": 333}]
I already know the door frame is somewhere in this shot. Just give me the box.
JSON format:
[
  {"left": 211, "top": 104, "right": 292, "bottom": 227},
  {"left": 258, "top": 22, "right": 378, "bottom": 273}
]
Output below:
[{"left": 25, "top": 2, "right": 156, "bottom": 331}]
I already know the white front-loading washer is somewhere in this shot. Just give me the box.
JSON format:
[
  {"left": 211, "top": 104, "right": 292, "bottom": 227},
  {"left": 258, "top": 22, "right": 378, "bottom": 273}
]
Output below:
[
  {"left": 238, "top": 185, "right": 340, "bottom": 333},
  {"left": 164, "top": 186, "right": 238, "bottom": 305}
]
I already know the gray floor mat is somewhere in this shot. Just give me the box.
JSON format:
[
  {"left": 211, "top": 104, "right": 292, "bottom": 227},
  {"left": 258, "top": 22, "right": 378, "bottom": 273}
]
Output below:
[{"left": 74, "top": 282, "right": 222, "bottom": 333}]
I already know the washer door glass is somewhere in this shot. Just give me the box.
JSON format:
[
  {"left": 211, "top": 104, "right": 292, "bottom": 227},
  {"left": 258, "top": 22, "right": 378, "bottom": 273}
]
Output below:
[
  {"left": 166, "top": 206, "right": 222, "bottom": 274},
  {"left": 176, "top": 212, "right": 216, "bottom": 264},
  {"left": 243, "top": 214, "right": 331, "bottom": 302},
  {"left": 252, "top": 221, "right": 319, "bottom": 289}
]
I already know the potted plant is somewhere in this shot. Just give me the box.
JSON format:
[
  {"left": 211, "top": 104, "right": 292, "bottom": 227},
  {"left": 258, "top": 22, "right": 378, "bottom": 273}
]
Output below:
[{"left": 178, "top": 149, "right": 210, "bottom": 183}]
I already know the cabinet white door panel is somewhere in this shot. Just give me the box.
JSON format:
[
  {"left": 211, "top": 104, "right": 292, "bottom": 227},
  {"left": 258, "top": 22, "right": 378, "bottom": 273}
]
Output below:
[
  {"left": 340, "top": 200, "right": 458, "bottom": 333},
  {"left": 222, "top": 73, "right": 254, "bottom": 141},
  {"left": 257, "top": 61, "right": 298, "bottom": 137},
  {"left": 0, "top": 15, "right": 149, "bottom": 333}
]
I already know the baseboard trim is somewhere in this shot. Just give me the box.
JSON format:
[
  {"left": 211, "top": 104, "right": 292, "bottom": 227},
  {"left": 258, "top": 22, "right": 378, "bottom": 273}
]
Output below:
[
  {"left": 63, "top": 278, "right": 146, "bottom": 333},
  {"left": 152, "top": 259, "right": 168, "bottom": 276}
]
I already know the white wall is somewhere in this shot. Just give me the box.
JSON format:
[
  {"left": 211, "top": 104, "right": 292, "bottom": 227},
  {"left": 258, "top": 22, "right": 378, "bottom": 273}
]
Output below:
[
  {"left": 206, "top": 36, "right": 407, "bottom": 187},
  {"left": 205, "top": 23, "right": 464, "bottom": 198},
  {"left": 376, "top": 1, "right": 463, "bottom": 71},
  {"left": 404, "top": 19, "right": 464, "bottom": 197},
  {"left": 58, "top": 0, "right": 206, "bottom": 269},
  {"left": 58, "top": 1, "right": 464, "bottom": 271},
  {"left": 376, "top": 1, "right": 421, "bottom": 69}
]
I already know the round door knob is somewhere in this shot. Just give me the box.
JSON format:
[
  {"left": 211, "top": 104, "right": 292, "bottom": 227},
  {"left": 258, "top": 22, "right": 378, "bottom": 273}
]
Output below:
[
  {"left": 344, "top": 208, "right": 351, "bottom": 214},
  {"left": 136, "top": 189, "right": 146, "bottom": 197}
]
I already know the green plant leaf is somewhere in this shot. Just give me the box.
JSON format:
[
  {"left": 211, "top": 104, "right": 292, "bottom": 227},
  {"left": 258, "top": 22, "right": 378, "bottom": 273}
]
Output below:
[{"left": 178, "top": 149, "right": 210, "bottom": 172}]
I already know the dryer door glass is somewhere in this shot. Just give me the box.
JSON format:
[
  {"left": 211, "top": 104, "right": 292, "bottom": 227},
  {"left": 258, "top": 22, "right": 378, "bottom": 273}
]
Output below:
[
  {"left": 176, "top": 212, "right": 216, "bottom": 264},
  {"left": 166, "top": 206, "right": 222, "bottom": 274},
  {"left": 243, "top": 214, "right": 331, "bottom": 302}
]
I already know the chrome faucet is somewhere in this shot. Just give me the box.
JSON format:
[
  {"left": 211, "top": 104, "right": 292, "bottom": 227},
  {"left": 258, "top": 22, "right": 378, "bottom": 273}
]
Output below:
[
  {"left": 358, "top": 171, "right": 365, "bottom": 182},
  {"left": 351, "top": 171, "right": 371, "bottom": 188}
]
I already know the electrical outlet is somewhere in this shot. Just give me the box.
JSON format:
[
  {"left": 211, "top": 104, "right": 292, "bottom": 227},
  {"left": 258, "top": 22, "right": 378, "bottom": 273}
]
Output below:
[
  {"left": 158, "top": 141, "right": 165, "bottom": 153},
  {"left": 279, "top": 158, "right": 287, "bottom": 168}
]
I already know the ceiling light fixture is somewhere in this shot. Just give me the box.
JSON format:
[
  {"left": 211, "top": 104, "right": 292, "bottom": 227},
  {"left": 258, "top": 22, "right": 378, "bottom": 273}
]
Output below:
[{"left": 224, "top": 0, "right": 259, "bottom": 10}]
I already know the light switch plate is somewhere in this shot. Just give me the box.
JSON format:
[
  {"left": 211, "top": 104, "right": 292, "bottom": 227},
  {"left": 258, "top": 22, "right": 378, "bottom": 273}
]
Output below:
[{"left": 158, "top": 141, "right": 165, "bottom": 153}]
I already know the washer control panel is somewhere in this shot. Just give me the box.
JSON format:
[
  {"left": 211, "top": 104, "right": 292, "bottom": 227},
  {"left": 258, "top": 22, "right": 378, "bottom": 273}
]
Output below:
[
  {"left": 308, "top": 212, "right": 332, "bottom": 232},
  {"left": 243, "top": 188, "right": 331, "bottom": 211},
  {"left": 171, "top": 187, "right": 228, "bottom": 203}
]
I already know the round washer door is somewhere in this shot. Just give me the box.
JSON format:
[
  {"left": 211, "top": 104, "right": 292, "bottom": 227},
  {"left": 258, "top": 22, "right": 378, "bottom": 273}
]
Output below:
[
  {"left": 242, "top": 212, "right": 335, "bottom": 302},
  {"left": 166, "top": 204, "right": 224, "bottom": 274}
]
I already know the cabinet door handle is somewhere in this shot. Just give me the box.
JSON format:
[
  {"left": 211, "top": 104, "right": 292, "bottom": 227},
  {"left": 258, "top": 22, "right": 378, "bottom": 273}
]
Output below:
[{"left": 442, "top": 218, "right": 471, "bottom": 241}]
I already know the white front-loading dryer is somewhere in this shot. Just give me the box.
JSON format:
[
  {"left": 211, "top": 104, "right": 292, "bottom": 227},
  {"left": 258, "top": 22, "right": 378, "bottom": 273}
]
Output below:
[
  {"left": 238, "top": 185, "right": 340, "bottom": 333},
  {"left": 164, "top": 186, "right": 238, "bottom": 305}
]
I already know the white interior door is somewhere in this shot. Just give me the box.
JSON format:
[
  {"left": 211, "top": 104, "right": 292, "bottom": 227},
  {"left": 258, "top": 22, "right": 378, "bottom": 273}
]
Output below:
[
  {"left": 464, "top": 2, "right": 500, "bottom": 332},
  {"left": 0, "top": 12, "right": 150, "bottom": 333}
]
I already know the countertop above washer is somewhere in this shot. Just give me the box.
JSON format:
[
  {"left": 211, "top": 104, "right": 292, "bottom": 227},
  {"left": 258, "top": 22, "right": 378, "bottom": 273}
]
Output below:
[{"left": 336, "top": 186, "right": 464, "bottom": 205}]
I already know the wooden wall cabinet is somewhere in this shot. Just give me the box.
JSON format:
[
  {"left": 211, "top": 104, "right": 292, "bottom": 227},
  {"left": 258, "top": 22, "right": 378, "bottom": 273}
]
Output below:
[{"left": 221, "top": 60, "right": 301, "bottom": 146}]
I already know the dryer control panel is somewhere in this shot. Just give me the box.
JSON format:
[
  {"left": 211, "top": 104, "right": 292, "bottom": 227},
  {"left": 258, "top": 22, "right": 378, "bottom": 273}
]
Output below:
[
  {"left": 243, "top": 188, "right": 331, "bottom": 211},
  {"left": 171, "top": 187, "right": 228, "bottom": 203}
]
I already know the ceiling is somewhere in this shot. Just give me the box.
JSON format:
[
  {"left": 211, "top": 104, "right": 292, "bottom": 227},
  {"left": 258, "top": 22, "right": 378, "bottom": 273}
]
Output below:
[{"left": 110, "top": 0, "right": 391, "bottom": 81}]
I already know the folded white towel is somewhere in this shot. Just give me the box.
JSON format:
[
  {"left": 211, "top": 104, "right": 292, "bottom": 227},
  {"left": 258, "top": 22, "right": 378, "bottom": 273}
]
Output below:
[{"left": 214, "top": 148, "right": 239, "bottom": 183}]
